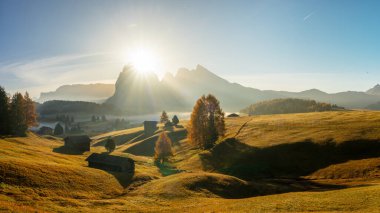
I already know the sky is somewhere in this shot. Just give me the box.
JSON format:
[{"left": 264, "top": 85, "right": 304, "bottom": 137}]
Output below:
[{"left": 1, "top": 0, "right": 380, "bottom": 98}]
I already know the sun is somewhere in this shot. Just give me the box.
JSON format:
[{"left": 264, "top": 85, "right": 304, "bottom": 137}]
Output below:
[{"left": 123, "top": 48, "right": 160, "bottom": 74}]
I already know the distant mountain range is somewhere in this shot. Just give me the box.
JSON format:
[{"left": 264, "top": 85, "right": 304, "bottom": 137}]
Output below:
[
  {"left": 39, "top": 65, "right": 380, "bottom": 113},
  {"left": 38, "top": 83, "right": 114, "bottom": 103}
]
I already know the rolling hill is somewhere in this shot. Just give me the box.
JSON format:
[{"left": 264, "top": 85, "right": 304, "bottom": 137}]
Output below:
[{"left": 1, "top": 111, "right": 380, "bottom": 212}]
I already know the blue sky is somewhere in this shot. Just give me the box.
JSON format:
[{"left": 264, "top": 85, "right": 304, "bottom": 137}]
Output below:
[{"left": 1, "top": 0, "right": 380, "bottom": 97}]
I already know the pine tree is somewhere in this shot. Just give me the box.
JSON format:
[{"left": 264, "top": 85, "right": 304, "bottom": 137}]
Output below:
[
  {"left": 9, "top": 93, "right": 27, "bottom": 136},
  {"left": 0, "top": 86, "right": 10, "bottom": 135},
  {"left": 53, "top": 123, "right": 64, "bottom": 135},
  {"left": 160, "top": 110, "right": 169, "bottom": 123},
  {"left": 105, "top": 137, "right": 116, "bottom": 153},
  {"left": 172, "top": 115, "right": 179, "bottom": 126},
  {"left": 188, "top": 94, "right": 225, "bottom": 149},
  {"left": 154, "top": 132, "right": 173, "bottom": 164},
  {"left": 24, "top": 92, "right": 38, "bottom": 128}
]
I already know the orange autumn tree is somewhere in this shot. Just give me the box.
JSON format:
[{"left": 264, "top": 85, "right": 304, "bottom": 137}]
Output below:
[
  {"left": 24, "top": 92, "right": 38, "bottom": 128},
  {"left": 188, "top": 94, "right": 225, "bottom": 149},
  {"left": 154, "top": 132, "right": 173, "bottom": 164}
]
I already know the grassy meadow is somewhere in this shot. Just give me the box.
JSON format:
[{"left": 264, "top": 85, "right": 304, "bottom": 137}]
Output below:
[{"left": 1, "top": 110, "right": 380, "bottom": 212}]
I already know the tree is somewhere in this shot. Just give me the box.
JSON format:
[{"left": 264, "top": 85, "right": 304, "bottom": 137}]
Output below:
[
  {"left": 160, "top": 110, "right": 169, "bottom": 123},
  {"left": 101, "top": 115, "right": 107, "bottom": 122},
  {"left": 105, "top": 137, "right": 116, "bottom": 153},
  {"left": 54, "top": 123, "right": 64, "bottom": 135},
  {"left": 24, "top": 92, "right": 38, "bottom": 128},
  {"left": 187, "top": 94, "right": 225, "bottom": 149},
  {"left": 154, "top": 132, "right": 173, "bottom": 164},
  {"left": 172, "top": 115, "right": 179, "bottom": 126},
  {"left": 0, "top": 86, "right": 10, "bottom": 135},
  {"left": 9, "top": 93, "right": 27, "bottom": 136},
  {"left": 91, "top": 115, "right": 96, "bottom": 122}
]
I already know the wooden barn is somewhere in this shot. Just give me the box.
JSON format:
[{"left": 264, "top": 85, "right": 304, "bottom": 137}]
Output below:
[
  {"left": 86, "top": 153, "right": 135, "bottom": 173},
  {"left": 63, "top": 135, "right": 91, "bottom": 152},
  {"left": 143, "top": 121, "right": 158, "bottom": 134}
]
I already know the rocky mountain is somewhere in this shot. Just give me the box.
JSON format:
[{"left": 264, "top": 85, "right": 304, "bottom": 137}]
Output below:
[
  {"left": 366, "top": 84, "right": 380, "bottom": 96},
  {"left": 38, "top": 83, "right": 115, "bottom": 103},
  {"left": 106, "top": 66, "right": 187, "bottom": 114},
  {"left": 105, "top": 65, "right": 380, "bottom": 114}
]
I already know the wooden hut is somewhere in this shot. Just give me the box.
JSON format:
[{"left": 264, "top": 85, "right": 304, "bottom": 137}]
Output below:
[
  {"left": 86, "top": 153, "right": 135, "bottom": 173},
  {"left": 143, "top": 121, "right": 158, "bottom": 134},
  {"left": 63, "top": 135, "right": 91, "bottom": 152}
]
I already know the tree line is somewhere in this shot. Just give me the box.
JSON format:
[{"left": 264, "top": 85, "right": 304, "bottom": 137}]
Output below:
[
  {"left": 0, "top": 86, "right": 38, "bottom": 136},
  {"left": 240, "top": 98, "right": 345, "bottom": 116}
]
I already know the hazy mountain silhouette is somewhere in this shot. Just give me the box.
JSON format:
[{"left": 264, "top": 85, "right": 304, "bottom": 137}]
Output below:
[
  {"left": 38, "top": 83, "right": 114, "bottom": 103},
  {"left": 105, "top": 65, "right": 380, "bottom": 113},
  {"left": 105, "top": 66, "right": 187, "bottom": 114},
  {"left": 366, "top": 84, "right": 380, "bottom": 96}
]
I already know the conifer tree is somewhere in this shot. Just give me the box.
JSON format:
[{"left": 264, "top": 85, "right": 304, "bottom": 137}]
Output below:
[
  {"left": 172, "top": 115, "right": 179, "bottom": 126},
  {"left": 0, "top": 86, "right": 10, "bottom": 135},
  {"left": 105, "top": 137, "right": 116, "bottom": 153},
  {"left": 154, "top": 132, "right": 173, "bottom": 164},
  {"left": 53, "top": 123, "right": 64, "bottom": 135},
  {"left": 9, "top": 93, "right": 27, "bottom": 136},
  {"left": 188, "top": 94, "right": 225, "bottom": 149},
  {"left": 160, "top": 110, "right": 169, "bottom": 123},
  {"left": 24, "top": 92, "right": 38, "bottom": 128},
  {"left": 188, "top": 95, "right": 208, "bottom": 149}
]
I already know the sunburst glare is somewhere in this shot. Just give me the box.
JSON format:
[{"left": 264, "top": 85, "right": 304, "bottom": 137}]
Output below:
[{"left": 123, "top": 48, "right": 161, "bottom": 74}]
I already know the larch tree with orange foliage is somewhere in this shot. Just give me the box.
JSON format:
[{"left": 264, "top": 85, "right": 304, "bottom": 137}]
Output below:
[
  {"left": 24, "top": 92, "right": 38, "bottom": 128},
  {"left": 188, "top": 94, "right": 225, "bottom": 149},
  {"left": 154, "top": 132, "right": 173, "bottom": 164}
]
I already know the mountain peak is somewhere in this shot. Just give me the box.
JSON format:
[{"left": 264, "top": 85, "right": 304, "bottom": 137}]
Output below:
[
  {"left": 300, "top": 89, "right": 327, "bottom": 95},
  {"left": 196, "top": 64, "right": 207, "bottom": 71},
  {"left": 366, "top": 84, "right": 380, "bottom": 95}
]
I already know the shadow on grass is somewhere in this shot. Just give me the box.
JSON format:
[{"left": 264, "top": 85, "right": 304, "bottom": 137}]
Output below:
[
  {"left": 155, "top": 161, "right": 183, "bottom": 176},
  {"left": 92, "top": 130, "right": 145, "bottom": 147},
  {"left": 106, "top": 171, "right": 134, "bottom": 188},
  {"left": 52, "top": 146, "right": 86, "bottom": 155},
  {"left": 124, "top": 129, "right": 187, "bottom": 156},
  {"left": 200, "top": 137, "right": 380, "bottom": 180}
]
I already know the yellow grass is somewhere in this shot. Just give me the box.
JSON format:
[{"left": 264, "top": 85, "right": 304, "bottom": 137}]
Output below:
[{"left": 1, "top": 111, "right": 380, "bottom": 212}]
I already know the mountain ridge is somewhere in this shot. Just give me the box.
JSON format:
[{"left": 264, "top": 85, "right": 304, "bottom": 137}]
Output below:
[{"left": 39, "top": 66, "right": 380, "bottom": 113}]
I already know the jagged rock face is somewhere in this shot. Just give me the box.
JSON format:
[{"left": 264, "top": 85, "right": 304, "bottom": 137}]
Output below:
[
  {"left": 106, "top": 66, "right": 187, "bottom": 114},
  {"left": 106, "top": 65, "right": 281, "bottom": 114}
]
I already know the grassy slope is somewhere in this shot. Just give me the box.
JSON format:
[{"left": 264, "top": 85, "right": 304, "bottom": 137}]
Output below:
[
  {"left": 1, "top": 111, "right": 380, "bottom": 212},
  {"left": 226, "top": 111, "right": 380, "bottom": 147}
]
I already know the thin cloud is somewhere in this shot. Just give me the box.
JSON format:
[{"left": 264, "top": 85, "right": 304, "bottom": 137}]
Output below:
[
  {"left": 0, "top": 52, "right": 122, "bottom": 96},
  {"left": 303, "top": 11, "right": 315, "bottom": 21}
]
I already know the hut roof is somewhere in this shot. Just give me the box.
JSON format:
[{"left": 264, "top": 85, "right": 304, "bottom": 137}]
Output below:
[
  {"left": 227, "top": 113, "right": 240, "bottom": 117},
  {"left": 86, "top": 153, "right": 134, "bottom": 166}
]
